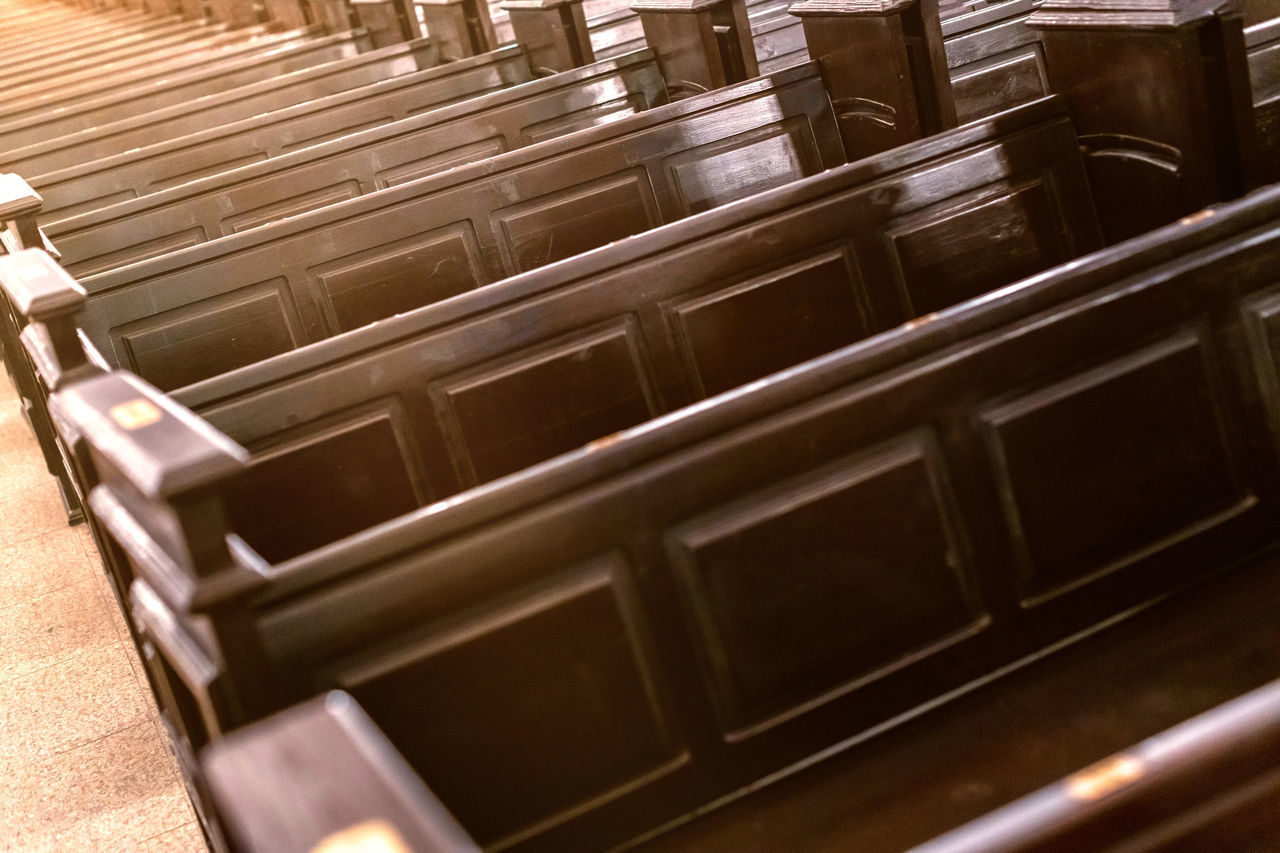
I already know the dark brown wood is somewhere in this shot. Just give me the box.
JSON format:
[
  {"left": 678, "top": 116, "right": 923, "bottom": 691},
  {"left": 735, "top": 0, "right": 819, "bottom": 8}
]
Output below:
[
  {"left": 1248, "top": 16, "right": 1280, "bottom": 183},
  {"left": 203, "top": 692, "right": 481, "bottom": 853},
  {"left": 415, "top": 0, "right": 500, "bottom": 59},
  {"left": 53, "top": 182, "right": 1280, "bottom": 851},
  {"left": 47, "top": 50, "right": 667, "bottom": 276},
  {"left": 307, "top": 0, "right": 356, "bottom": 29},
  {"left": 911, "top": 677, "right": 1280, "bottom": 853},
  {"left": 633, "top": 0, "right": 759, "bottom": 97},
  {"left": 63, "top": 64, "right": 842, "bottom": 391},
  {"left": 502, "top": 0, "right": 595, "bottom": 73},
  {"left": 790, "top": 0, "right": 958, "bottom": 159},
  {"left": 1028, "top": 0, "right": 1263, "bottom": 242},
  {"left": 206, "top": 0, "right": 258, "bottom": 25},
  {"left": 262, "top": 0, "right": 312, "bottom": 29}
]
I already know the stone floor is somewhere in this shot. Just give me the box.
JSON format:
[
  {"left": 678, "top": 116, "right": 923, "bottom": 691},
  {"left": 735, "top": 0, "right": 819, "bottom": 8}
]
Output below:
[{"left": 0, "top": 378, "right": 208, "bottom": 851}]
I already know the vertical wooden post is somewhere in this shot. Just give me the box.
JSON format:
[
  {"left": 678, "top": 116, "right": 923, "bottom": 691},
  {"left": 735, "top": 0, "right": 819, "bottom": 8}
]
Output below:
[
  {"left": 208, "top": 0, "right": 260, "bottom": 27},
  {"left": 789, "top": 0, "right": 957, "bottom": 160},
  {"left": 500, "top": 0, "right": 594, "bottom": 73},
  {"left": 414, "top": 0, "right": 498, "bottom": 60},
  {"left": 264, "top": 0, "right": 312, "bottom": 29},
  {"left": 631, "top": 0, "right": 758, "bottom": 97},
  {"left": 351, "top": 0, "right": 415, "bottom": 44},
  {"left": 309, "top": 0, "right": 355, "bottom": 31},
  {"left": 1028, "top": 0, "right": 1262, "bottom": 243}
]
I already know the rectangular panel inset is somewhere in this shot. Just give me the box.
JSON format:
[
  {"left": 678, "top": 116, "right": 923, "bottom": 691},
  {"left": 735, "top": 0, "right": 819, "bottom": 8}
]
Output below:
[
  {"left": 374, "top": 136, "right": 507, "bottom": 189},
  {"left": 980, "top": 330, "right": 1247, "bottom": 604},
  {"left": 1240, "top": 287, "right": 1280, "bottom": 454},
  {"left": 666, "top": 116, "right": 818, "bottom": 216},
  {"left": 667, "top": 434, "right": 985, "bottom": 736},
  {"left": 224, "top": 180, "right": 363, "bottom": 234},
  {"left": 344, "top": 557, "right": 682, "bottom": 845},
  {"left": 69, "top": 226, "right": 207, "bottom": 279},
  {"left": 113, "top": 277, "right": 301, "bottom": 391},
  {"left": 665, "top": 246, "right": 871, "bottom": 397},
  {"left": 885, "top": 174, "right": 1068, "bottom": 317},
  {"left": 523, "top": 93, "right": 649, "bottom": 144},
  {"left": 431, "top": 318, "right": 658, "bottom": 485},
  {"left": 951, "top": 47, "right": 1050, "bottom": 123},
  {"left": 493, "top": 169, "right": 660, "bottom": 273},
  {"left": 310, "top": 223, "right": 486, "bottom": 333},
  {"left": 227, "top": 403, "right": 427, "bottom": 563}
]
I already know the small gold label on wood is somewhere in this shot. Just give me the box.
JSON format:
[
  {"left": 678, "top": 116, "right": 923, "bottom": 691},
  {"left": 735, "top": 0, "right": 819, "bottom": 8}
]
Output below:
[
  {"left": 109, "top": 399, "right": 162, "bottom": 431},
  {"left": 1065, "top": 754, "right": 1144, "bottom": 801},
  {"left": 311, "top": 819, "right": 411, "bottom": 853}
]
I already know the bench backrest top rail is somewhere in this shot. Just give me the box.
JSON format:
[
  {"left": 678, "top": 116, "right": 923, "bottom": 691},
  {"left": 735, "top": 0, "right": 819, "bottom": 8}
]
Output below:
[
  {"left": 75, "top": 62, "right": 844, "bottom": 391},
  {"left": 24, "top": 46, "right": 533, "bottom": 222},
  {"left": 3, "top": 35, "right": 445, "bottom": 183},
  {"left": 47, "top": 50, "right": 668, "bottom": 276}
]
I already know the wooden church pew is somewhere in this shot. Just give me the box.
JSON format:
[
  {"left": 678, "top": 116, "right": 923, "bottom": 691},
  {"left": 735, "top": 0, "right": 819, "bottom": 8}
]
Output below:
[
  {"left": 46, "top": 50, "right": 669, "bottom": 276},
  {"left": 202, "top": 692, "right": 480, "bottom": 853},
  {"left": 42, "top": 63, "right": 843, "bottom": 392},
  {"left": 0, "top": 18, "right": 235, "bottom": 82},
  {"left": 912, "top": 676, "right": 1280, "bottom": 853},
  {"left": 16, "top": 45, "right": 531, "bottom": 219},
  {"left": 45, "top": 178, "right": 1280, "bottom": 852},
  {"left": 0, "top": 26, "right": 374, "bottom": 152},
  {"left": 7, "top": 94, "right": 1094, "bottom": 606},
  {"left": 1249, "top": 15, "right": 1280, "bottom": 182}
]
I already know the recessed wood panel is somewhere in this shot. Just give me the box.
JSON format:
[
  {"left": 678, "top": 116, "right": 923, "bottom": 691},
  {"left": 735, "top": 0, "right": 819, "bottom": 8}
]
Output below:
[
  {"left": 665, "top": 247, "right": 871, "bottom": 397},
  {"left": 1242, "top": 288, "right": 1280, "bottom": 452},
  {"left": 431, "top": 319, "right": 658, "bottom": 485},
  {"left": 224, "top": 180, "right": 364, "bottom": 234},
  {"left": 886, "top": 175, "right": 1068, "bottom": 316},
  {"left": 113, "top": 278, "right": 302, "bottom": 391},
  {"left": 345, "top": 560, "right": 681, "bottom": 845},
  {"left": 494, "top": 170, "right": 661, "bottom": 273},
  {"left": 666, "top": 117, "right": 818, "bottom": 216},
  {"left": 523, "top": 93, "right": 650, "bottom": 144},
  {"left": 227, "top": 405, "right": 425, "bottom": 562},
  {"left": 667, "top": 435, "right": 983, "bottom": 735},
  {"left": 980, "top": 332, "right": 1245, "bottom": 604},
  {"left": 374, "top": 137, "right": 508, "bottom": 189},
  {"left": 310, "top": 223, "right": 487, "bottom": 333},
  {"left": 69, "top": 226, "right": 208, "bottom": 279},
  {"left": 951, "top": 46, "right": 1050, "bottom": 123}
]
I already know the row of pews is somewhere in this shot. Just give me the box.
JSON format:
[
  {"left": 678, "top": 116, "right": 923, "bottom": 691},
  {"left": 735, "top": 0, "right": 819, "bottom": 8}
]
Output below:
[{"left": 0, "top": 0, "right": 1278, "bottom": 847}]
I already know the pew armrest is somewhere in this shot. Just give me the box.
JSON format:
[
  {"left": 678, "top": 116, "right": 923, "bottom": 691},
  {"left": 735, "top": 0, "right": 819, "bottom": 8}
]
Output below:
[
  {"left": 49, "top": 371, "right": 247, "bottom": 502},
  {"left": 202, "top": 691, "right": 482, "bottom": 853},
  {"left": 0, "top": 174, "right": 45, "bottom": 251},
  {"left": 0, "top": 249, "right": 98, "bottom": 390}
]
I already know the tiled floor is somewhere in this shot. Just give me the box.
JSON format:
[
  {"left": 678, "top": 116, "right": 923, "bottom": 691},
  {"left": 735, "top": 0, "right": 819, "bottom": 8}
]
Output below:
[{"left": 0, "top": 379, "right": 208, "bottom": 851}]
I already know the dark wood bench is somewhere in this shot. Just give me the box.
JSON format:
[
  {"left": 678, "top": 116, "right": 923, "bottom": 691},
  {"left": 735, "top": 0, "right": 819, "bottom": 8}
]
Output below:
[
  {"left": 1250, "top": 15, "right": 1280, "bottom": 183},
  {"left": 53, "top": 63, "right": 843, "bottom": 391},
  {"left": 44, "top": 50, "right": 667, "bottom": 275},
  {"left": 46, "top": 177, "right": 1280, "bottom": 852},
  {"left": 0, "top": 34, "right": 447, "bottom": 184},
  {"left": 11, "top": 95, "right": 1093, "bottom": 605},
  {"left": 0, "top": 26, "right": 373, "bottom": 152},
  {"left": 912, "top": 676, "right": 1280, "bottom": 853},
  {"left": 19, "top": 45, "right": 532, "bottom": 222}
]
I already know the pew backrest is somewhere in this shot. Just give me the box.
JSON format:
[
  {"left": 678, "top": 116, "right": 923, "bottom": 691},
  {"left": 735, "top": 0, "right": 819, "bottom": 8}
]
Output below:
[
  {"left": 72, "top": 62, "right": 844, "bottom": 391},
  {"left": 166, "top": 96, "right": 1101, "bottom": 563},
  {"left": 2, "top": 35, "right": 444, "bottom": 182},
  {"left": 24, "top": 46, "right": 534, "bottom": 223},
  {"left": 47, "top": 50, "right": 668, "bottom": 275}
]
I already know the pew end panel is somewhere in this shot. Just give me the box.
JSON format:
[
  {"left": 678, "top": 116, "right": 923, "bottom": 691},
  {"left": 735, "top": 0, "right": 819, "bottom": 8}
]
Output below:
[
  {"left": 1247, "top": 16, "right": 1280, "bottom": 183},
  {"left": 501, "top": 0, "right": 595, "bottom": 74},
  {"left": 202, "top": 692, "right": 482, "bottom": 853},
  {"left": 789, "top": 0, "right": 959, "bottom": 159},
  {"left": 1028, "top": 0, "right": 1263, "bottom": 243},
  {"left": 631, "top": 0, "right": 760, "bottom": 97},
  {"left": 415, "top": 0, "right": 500, "bottom": 59}
]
